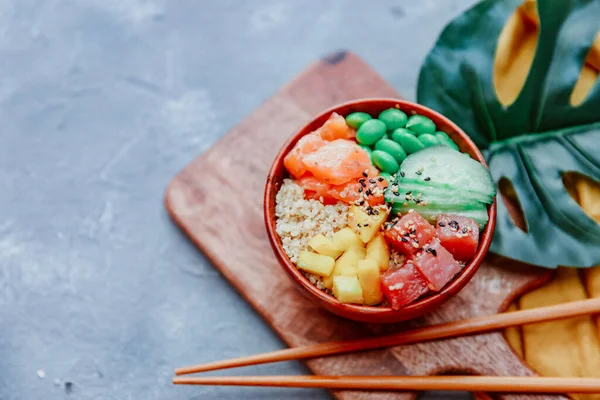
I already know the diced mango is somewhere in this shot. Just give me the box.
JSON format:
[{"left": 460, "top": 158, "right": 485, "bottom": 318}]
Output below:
[
  {"left": 322, "top": 246, "right": 366, "bottom": 289},
  {"left": 331, "top": 227, "right": 363, "bottom": 252},
  {"left": 357, "top": 259, "right": 384, "bottom": 305},
  {"left": 366, "top": 233, "right": 390, "bottom": 271},
  {"left": 307, "top": 234, "right": 343, "bottom": 259},
  {"left": 296, "top": 251, "right": 335, "bottom": 277},
  {"left": 348, "top": 205, "right": 390, "bottom": 243},
  {"left": 332, "top": 275, "right": 364, "bottom": 304}
]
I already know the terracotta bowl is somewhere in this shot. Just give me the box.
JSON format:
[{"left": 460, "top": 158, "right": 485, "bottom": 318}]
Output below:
[{"left": 264, "top": 98, "right": 496, "bottom": 323}]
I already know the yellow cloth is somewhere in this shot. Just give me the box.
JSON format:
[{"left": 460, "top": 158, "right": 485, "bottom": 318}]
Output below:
[{"left": 496, "top": 2, "right": 600, "bottom": 399}]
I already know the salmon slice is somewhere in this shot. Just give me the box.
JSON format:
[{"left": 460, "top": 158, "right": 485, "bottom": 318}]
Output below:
[
  {"left": 297, "top": 175, "right": 337, "bottom": 205},
  {"left": 330, "top": 176, "right": 386, "bottom": 206},
  {"left": 283, "top": 132, "right": 326, "bottom": 179},
  {"left": 319, "top": 112, "right": 356, "bottom": 141},
  {"left": 302, "top": 139, "right": 373, "bottom": 185}
]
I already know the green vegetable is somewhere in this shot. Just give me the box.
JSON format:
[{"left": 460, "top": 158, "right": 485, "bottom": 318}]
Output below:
[
  {"left": 379, "top": 172, "right": 393, "bottom": 182},
  {"left": 435, "top": 131, "right": 449, "bottom": 139},
  {"left": 346, "top": 112, "right": 372, "bottom": 129},
  {"left": 417, "top": 0, "right": 600, "bottom": 268},
  {"left": 372, "top": 150, "right": 399, "bottom": 174},
  {"left": 392, "top": 129, "right": 426, "bottom": 154},
  {"left": 418, "top": 133, "right": 441, "bottom": 147},
  {"left": 406, "top": 115, "right": 436, "bottom": 135},
  {"left": 436, "top": 134, "right": 459, "bottom": 150},
  {"left": 356, "top": 119, "right": 386, "bottom": 145},
  {"left": 374, "top": 139, "right": 407, "bottom": 163},
  {"left": 392, "top": 127, "right": 416, "bottom": 138},
  {"left": 378, "top": 108, "right": 408, "bottom": 131}
]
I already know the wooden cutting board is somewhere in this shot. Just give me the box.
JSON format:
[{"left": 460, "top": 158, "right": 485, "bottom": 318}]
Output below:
[{"left": 165, "top": 52, "right": 566, "bottom": 400}]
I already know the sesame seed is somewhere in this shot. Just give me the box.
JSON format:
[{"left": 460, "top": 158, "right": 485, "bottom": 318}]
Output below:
[
  {"left": 426, "top": 248, "right": 437, "bottom": 257},
  {"left": 358, "top": 187, "right": 363, "bottom": 193},
  {"left": 415, "top": 171, "right": 422, "bottom": 175},
  {"left": 424, "top": 177, "right": 431, "bottom": 181},
  {"left": 369, "top": 179, "right": 376, "bottom": 184},
  {"left": 400, "top": 172, "right": 405, "bottom": 177},
  {"left": 378, "top": 177, "right": 384, "bottom": 182},
  {"left": 360, "top": 180, "right": 367, "bottom": 187},
  {"left": 401, "top": 237, "right": 409, "bottom": 242},
  {"left": 362, "top": 170, "right": 369, "bottom": 177},
  {"left": 438, "top": 221, "right": 446, "bottom": 227}
]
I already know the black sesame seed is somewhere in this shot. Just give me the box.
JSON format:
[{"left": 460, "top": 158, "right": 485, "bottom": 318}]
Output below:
[
  {"left": 365, "top": 189, "right": 372, "bottom": 196},
  {"left": 401, "top": 237, "right": 409, "bottom": 242},
  {"left": 393, "top": 191, "right": 400, "bottom": 196},
  {"left": 415, "top": 171, "right": 422, "bottom": 175},
  {"left": 438, "top": 222, "right": 446, "bottom": 227},
  {"left": 369, "top": 179, "right": 376, "bottom": 184},
  {"left": 462, "top": 228, "right": 468, "bottom": 233},
  {"left": 400, "top": 171, "right": 405, "bottom": 177},
  {"left": 373, "top": 209, "right": 379, "bottom": 215},
  {"left": 362, "top": 171, "right": 368, "bottom": 178},
  {"left": 358, "top": 186, "right": 363, "bottom": 193},
  {"left": 426, "top": 248, "right": 437, "bottom": 257},
  {"left": 424, "top": 177, "right": 431, "bottom": 181},
  {"left": 359, "top": 200, "right": 365, "bottom": 206},
  {"left": 406, "top": 191, "right": 412, "bottom": 195},
  {"left": 378, "top": 177, "right": 384, "bottom": 182},
  {"left": 360, "top": 180, "right": 367, "bottom": 187},
  {"left": 364, "top": 223, "right": 369, "bottom": 227},
  {"left": 357, "top": 223, "right": 362, "bottom": 227}
]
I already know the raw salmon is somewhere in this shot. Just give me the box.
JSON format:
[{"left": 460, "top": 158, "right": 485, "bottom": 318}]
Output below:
[
  {"left": 319, "top": 112, "right": 356, "bottom": 141},
  {"left": 283, "top": 132, "right": 326, "bottom": 179},
  {"left": 302, "top": 139, "right": 374, "bottom": 185}
]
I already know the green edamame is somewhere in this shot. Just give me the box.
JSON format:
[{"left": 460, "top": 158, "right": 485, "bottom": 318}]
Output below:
[
  {"left": 392, "top": 129, "right": 426, "bottom": 154},
  {"left": 418, "top": 133, "right": 441, "bottom": 147},
  {"left": 437, "top": 134, "right": 459, "bottom": 150},
  {"left": 372, "top": 150, "right": 400, "bottom": 174},
  {"left": 345, "top": 112, "right": 372, "bottom": 129},
  {"left": 374, "top": 139, "right": 407, "bottom": 163},
  {"left": 391, "top": 128, "right": 416, "bottom": 142},
  {"left": 406, "top": 115, "right": 436, "bottom": 135},
  {"left": 379, "top": 172, "right": 393, "bottom": 182},
  {"left": 378, "top": 108, "right": 407, "bottom": 131},
  {"left": 356, "top": 119, "right": 387, "bottom": 145},
  {"left": 435, "top": 131, "right": 449, "bottom": 139}
]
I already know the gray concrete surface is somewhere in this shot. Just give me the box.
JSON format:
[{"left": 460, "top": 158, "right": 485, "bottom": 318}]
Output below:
[{"left": 0, "top": 0, "right": 479, "bottom": 399}]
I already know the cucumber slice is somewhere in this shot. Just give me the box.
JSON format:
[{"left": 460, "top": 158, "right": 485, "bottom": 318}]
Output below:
[
  {"left": 392, "top": 180, "right": 494, "bottom": 204},
  {"left": 399, "top": 146, "right": 496, "bottom": 199},
  {"left": 384, "top": 186, "right": 484, "bottom": 210}
]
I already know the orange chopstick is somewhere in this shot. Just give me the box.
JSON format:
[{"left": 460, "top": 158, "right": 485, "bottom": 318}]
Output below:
[
  {"left": 175, "top": 297, "right": 600, "bottom": 375},
  {"left": 173, "top": 375, "right": 600, "bottom": 394}
]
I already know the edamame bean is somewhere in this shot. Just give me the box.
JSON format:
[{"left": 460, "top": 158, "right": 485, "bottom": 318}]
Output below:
[
  {"left": 437, "top": 135, "right": 459, "bottom": 150},
  {"left": 391, "top": 128, "right": 416, "bottom": 143},
  {"left": 379, "top": 172, "right": 393, "bottom": 182},
  {"left": 406, "top": 115, "right": 436, "bottom": 135},
  {"left": 374, "top": 138, "right": 407, "bottom": 163},
  {"left": 392, "top": 130, "right": 426, "bottom": 154},
  {"left": 372, "top": 150, "right": 400, "bottom": 174},
  {"left": 435, "top": 131, "right": 449, "bottom": 139},
  {"left": 378, "top": 108, "right": 407, "bottom": 131},
  {"left": 356, "top": 119, "right": 387, "bottom": 145},
  {"left": 418, "top": 133, "right": 441, "bottom": 147},
  {"left": 345, "top": 112, "right": 372, "bottom": 129}
]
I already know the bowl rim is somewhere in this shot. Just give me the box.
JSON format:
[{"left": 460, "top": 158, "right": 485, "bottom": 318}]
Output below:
[{"left": 264, "top": 98, "right": 497, "bottom": 319}]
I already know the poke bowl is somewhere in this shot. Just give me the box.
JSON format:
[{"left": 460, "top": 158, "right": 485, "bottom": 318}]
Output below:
[{"left": 264, "top": 99, "right": 497, "bottom": 323}]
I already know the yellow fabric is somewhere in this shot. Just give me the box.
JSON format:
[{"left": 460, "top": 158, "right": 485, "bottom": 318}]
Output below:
[{"left": 493, "top": 2, "right": 600, "bottom": 399}]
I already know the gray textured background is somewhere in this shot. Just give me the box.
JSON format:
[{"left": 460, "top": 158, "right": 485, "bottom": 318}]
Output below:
[{"left": 0, "top": 0, "right": 480, "bottom": 399}]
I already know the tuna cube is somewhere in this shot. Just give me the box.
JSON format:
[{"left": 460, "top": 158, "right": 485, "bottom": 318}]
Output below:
[
  {"left": 380, "top": 261, "right": 430, "bottom": 310},
  {"left": 436, "top": 214, "right": 480, "bottom": 262},
  {"left": 412, "top": 238, "right": 461, "bottom": 291},
  {"left": 384, "top": 211, "right": 436, "bottom": 257}
]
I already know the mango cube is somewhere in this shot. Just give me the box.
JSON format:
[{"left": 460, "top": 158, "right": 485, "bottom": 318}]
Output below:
[
  {"left": 357, "top": 259, "right": 384, "bottom": 305},
  {"left": 332, "top": 275, "right": 364, "bottom": 304},
  {"left": 296, "top": 251, "right": 335, "bottom": 277},
  {"left": 348, "top": 205, "right": 390, "bottom": 243},
  {"left": 331, "top": 227, "right": 363, "bottom": 252},
  {"left": 366, "top": 233, "right": 390, "bottom": 271},
  {"left": 322, "top": 246, "right": 366, "bottom": 290},
  {"left": 308, "top": 234, "right": 343, "bottom": 259}
]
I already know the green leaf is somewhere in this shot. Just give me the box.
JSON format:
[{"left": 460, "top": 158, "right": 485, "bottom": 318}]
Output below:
[{"left": 417, "top": 0, "right": 600, "bottom": 268}]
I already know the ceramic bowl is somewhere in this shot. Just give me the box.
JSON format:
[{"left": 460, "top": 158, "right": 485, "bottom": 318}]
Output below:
[{"left": 264, "top": 98, "right": 496, "bottom": 323}]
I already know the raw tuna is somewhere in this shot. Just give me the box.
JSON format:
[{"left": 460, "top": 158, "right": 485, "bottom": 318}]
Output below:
[
  {"left": 380, "top": 261, "right": 430, "bottom": 310},
  {"left": 384, "top": 211, "right": 436, "bottom": 256},
  {"left": 412, "top": 238, "right": 461, "bottom": 291},
  {"left": 436, "top": 214, "right": 480, "bottom": 262}
]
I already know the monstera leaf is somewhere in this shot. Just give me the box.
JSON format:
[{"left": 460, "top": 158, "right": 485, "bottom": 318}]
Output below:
[{"left": 417, "top": 0, "right": 600, "bottom": 268}]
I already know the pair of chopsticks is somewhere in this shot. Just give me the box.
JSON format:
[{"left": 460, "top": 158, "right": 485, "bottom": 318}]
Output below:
[{"left": 173, "top": 297, "right": 600, "bottom": 394}]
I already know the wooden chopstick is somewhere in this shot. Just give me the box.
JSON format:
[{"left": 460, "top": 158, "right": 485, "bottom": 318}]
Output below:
[
  {"left": 175, "top": 297, "right": 600, "bottom": 375},
  {"left": 173, "top": 375, "right": 600, "bottom": 393}
]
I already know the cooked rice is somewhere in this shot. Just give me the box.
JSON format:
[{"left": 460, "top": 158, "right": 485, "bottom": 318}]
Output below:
[{"left": 275, "top": 179, "right": 348, "bottom": 264}]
